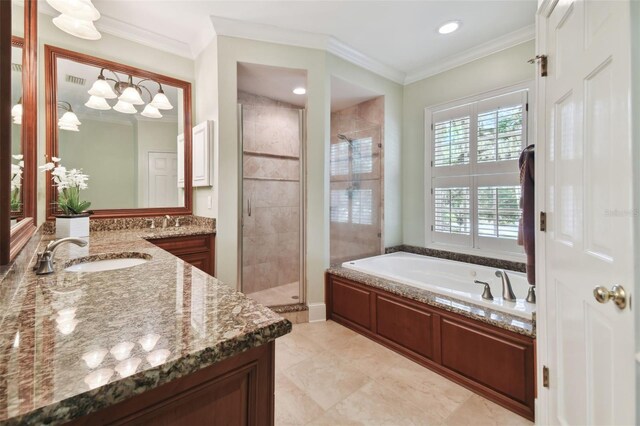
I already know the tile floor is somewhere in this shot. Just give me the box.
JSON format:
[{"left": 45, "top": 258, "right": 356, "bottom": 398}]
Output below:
[
  {"left": 248, "top": 282, "right": 300, "bottom": 306},
  {"left": 275, "top": 320, "right": 533, "bottom": 425}
]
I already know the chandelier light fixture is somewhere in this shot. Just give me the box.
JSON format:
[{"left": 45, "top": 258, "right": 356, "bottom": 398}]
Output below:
[
  {"left": 57, "top": 101, "right": 82, "bottom": 132},
  {"left": 46, "top": 0, "right": 102, "bottom": 40},
  {"left": 85, "top": 68, "right": 173, "bottom": 119}
]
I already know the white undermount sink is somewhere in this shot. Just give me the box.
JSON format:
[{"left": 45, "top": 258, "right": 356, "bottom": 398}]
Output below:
[{"left": 64, "top": 253, "right": 151, "bottom": 273}]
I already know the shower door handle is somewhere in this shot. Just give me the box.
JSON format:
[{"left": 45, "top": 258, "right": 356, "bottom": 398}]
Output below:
[{"left": 247, "top": 199, "right": 251, "bottom": 217}]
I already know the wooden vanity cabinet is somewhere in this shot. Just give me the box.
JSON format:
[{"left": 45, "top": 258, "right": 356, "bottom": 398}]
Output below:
[
  {"left": 70, "top": 342, "right": 275, "bottom": 426},
  {"left": 151, "top": 234, "right": 215, "bottom": 276},
  {"left": 325, "top": 273, "right": 535, "bottom": 421}
]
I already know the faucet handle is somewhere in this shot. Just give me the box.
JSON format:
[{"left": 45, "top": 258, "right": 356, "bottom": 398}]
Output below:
[
  {"left": 474, "top": 280, "right": 494, "bottom": 300},
  {"left": 33, "top": 252, "right": 44, "bottom": 270},
  {"left": 174, "top": 217, "right": 181, "bottom": 227},
  {"left": 146, "top": 219, "right": 155, "bottom": 229}
]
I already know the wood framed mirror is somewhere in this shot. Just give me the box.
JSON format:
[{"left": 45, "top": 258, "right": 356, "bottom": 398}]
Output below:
[
  {"left": 1, "top": 0, "right": 37, "bottom": 265},
  {"left": 44, "top": 45, "right": 193, "bottom": 219}
]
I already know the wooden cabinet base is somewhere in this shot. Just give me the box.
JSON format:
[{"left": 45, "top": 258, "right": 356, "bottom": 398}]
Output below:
[
  {"left": 70, "top": 342, "right": 275, "bottom": 425},
  {"left": 151, "top": 234, "right": 215, "bottom": 276},
  {"left": 326, "top": 273, "right": 535, "bottom": 421}
]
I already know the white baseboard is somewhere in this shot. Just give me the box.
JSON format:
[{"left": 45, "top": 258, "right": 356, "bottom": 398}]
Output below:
[{"left": 308, "top": 303, "right": 326, "bottom": 322}]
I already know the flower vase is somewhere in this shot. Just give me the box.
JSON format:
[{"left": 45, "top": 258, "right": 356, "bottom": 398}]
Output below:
[{"left": 56, "top": 214, "right": 90, "bottom": 238}]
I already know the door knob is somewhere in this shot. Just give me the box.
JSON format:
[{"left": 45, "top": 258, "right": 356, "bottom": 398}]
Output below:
[{"left": 593, "top": 285, "right": 627, "bottom": 310}]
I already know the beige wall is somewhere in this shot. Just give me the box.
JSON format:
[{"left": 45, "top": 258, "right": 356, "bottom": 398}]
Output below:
[
  {"left": 58, "top": 118, "right": 136, "bottom": 209},
  {"left": 36, "top": 13, "right": 194, "bottom": 223},
  {"left": 193, "top": 38, "right": 219, "bottom": 219},
  {"left": 401, "top": 40, "right": 536, "bottom": 246}
]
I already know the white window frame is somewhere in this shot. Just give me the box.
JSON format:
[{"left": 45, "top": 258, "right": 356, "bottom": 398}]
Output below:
[{"left": 424, "top": 81, "right": 534, "bottom": 262}]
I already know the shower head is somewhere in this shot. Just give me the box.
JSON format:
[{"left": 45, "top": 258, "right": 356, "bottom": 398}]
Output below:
[{"left": 337, "top": 134, "right": 353, "bottom": 143}]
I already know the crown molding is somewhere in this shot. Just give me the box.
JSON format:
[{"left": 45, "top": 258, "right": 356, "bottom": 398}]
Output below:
[
  {"left": 210, "top": 16, "right": 406, "bottom": 84},
  {"left": 326, "top": 38, "right": 405, "bottom": 84},
  {"left": 39, "top": 4, "right": 194, "bottom": 59},
  {"left": 404, "top": 24, "right": 536, "bottom": 85}
]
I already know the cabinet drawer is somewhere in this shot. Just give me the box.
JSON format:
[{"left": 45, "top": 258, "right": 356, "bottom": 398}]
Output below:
[
  {"left": 151, "top": 234, "right": 212, "bottom": 255},
  {"left": 376, "top": 296, "right": 434, "bottom": 359}
]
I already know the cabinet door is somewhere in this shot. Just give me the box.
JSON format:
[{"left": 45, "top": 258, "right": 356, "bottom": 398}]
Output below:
[
  {"left": 330, "top": 278, "right": 372, "bottom": 330},
  {"left": 180, "top": 252, "right": 212, "bottom": 276},
  {"left": 192, "top": 121, "right": 213, "bottom": 187},
  {"left": 376, "top": 296, "right": 434, "bottom": 360}
]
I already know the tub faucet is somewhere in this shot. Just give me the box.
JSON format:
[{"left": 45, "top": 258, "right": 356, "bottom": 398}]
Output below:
[
  {"left": 33, "top": 237, "right": 88, "bottom": 275},
  {"left": 474, "top": 280, "right": 494, "bottom": 300},
  {"left": 495, "top": 270, "right": 516, "bottom": 301}
]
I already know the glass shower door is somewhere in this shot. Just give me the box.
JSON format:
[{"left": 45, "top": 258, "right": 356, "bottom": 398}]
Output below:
[{"left": 239, "top": 104, "right": 304, "bottom": 307}]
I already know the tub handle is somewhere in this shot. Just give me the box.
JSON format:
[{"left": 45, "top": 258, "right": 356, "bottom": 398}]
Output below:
[{"left": 474, "top": 280, "right": 494, "bottom": 301}]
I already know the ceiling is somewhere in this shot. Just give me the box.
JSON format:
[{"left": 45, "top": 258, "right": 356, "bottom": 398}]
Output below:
[{"left": 69, "top": 1, "right": 536, "bottom": 84}]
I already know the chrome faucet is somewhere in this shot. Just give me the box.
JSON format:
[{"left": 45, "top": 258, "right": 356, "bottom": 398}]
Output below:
[
  {"left": 33, "top": 237, "right": 88, "bottom": 275},
  {"left": 474, "top": 280, "right": 494, "bottom": 300},
  {"left": 495, "top": 270, "right": 517, "bottom": 301},
  {"left": 162, "top": 215, "right": 170, "bottom": 229}
]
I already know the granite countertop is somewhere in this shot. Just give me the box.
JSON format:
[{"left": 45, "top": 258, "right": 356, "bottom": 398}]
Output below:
[
  {"left": 327, "top": 266, "right": 535, "bottom": 338},
  {"left": 0, "top": 224, "right": 291, "bottom": 425}
]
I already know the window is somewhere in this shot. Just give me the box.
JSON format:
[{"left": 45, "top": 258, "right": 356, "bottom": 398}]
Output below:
[{"left": 427, "top": 87, "right": 529, "bottom": 256}]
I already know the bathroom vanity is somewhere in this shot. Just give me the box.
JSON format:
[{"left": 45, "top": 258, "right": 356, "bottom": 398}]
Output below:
[{"left": 0, "top": 222, "right": 290, "bottom": 425}]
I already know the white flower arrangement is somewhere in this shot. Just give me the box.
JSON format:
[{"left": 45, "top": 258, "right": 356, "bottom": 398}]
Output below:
[
  {"left": 40, "top": 157, "right": 91, "bottom": 215},
  {"left": 10, "top": 155, "right": 23, "bottom": 212}
]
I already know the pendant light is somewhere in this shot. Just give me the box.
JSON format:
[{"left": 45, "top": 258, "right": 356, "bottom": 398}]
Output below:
[
  {"left": 88, "top": 73, "right": 117, "bottom": 99},
  {"left": 113, "top": 100, "right": 137, "bottom": 114},
  {"left": 141, "top": 104, "right": 162, "bottom": 119},
  {"left": 149, "top": 86, "right": 173, "bottom": 110},
  {"left": 85, "top": 95, "right": 112, "bottom": 110},
  {"left": 47, "top": 0, "right": 102, "bottom": 40},
  {"left": 57, "top": 101, "right": 82, "bottom": 132}
]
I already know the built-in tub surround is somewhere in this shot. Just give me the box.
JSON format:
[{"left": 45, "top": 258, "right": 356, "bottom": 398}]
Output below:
[
  {"left": 0, "top": 226, "right": 290, "bottom": 424},
  {"left": 330, "top": 97, "right": 384, "bottom": 265},
  {"left": 386, "top": 244, "right": 526, "bottom": 273},
  {"left": 329, "top": 253, "right": 534, "bottom": 337}
]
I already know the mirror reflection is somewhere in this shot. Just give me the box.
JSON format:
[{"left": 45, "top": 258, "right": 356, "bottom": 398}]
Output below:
[
  {"left": 55, "top": 58, "right": 185, "bottom": 210},
  {"left": 10, "top": 39, "right": 23, "bottom": 227}
]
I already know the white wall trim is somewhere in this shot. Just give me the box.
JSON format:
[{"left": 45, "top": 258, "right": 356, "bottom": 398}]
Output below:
[
  {"left": 39, "top": 3, "right": 195, "bottom": 59},
  {"left": 405, "top": 24, "right": 536, "bottom": 85},
  {"left": 307, "top": 303, "right": 327, "bottom": 322},
  {"left": 325, "top": 38, "right": 406, "bottom": 84}
]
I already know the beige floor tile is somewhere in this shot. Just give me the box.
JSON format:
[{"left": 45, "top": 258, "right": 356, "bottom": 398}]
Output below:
[
  {"left": 373, "top": 353, "right": 473, "bottom": 424},
  {"left": 275, "top": 371, "right": 324, "bottom": 425},
  {"left": 282, "top": 350, "right": 371, "bottom": 410},
  {"left": 275, "top": 332, "right": 324, "bottom": 371},
  {"left": 443, "top": 394, "right": 533, "bottom": 426},
  {"left": 312, "top": 380, "right": 433, "bottom": 426},
  {"left": 292, "top": 319, "right": 360, "bottom": 349},
  {"left": 330, "top": 334, "right": 400, "bottom": 379}
]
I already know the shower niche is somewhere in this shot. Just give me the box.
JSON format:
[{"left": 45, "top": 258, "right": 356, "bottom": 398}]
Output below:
[{"left": 237, "top": 63, "right": 306, "bottom": 308}]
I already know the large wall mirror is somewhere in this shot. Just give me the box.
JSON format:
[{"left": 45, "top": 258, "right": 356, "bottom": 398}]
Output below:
[
  {"left": 1, "top": 0, "right": 37, "bottom": 265},
  {"left": 45, "top": 46, "right": 193, "bottom": 219}
]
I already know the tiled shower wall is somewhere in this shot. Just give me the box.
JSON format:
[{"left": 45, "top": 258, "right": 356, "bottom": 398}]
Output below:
[
  {"left": 330, "top": 97, "right": 384, "bottom": 265},
  {"left": 240, "top": 92, "right": 301, "bottom": 296}
]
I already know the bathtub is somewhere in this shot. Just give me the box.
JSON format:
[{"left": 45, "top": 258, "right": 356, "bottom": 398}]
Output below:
[{"left": 342, "top": 251, "right": 535, "bottom": 320}]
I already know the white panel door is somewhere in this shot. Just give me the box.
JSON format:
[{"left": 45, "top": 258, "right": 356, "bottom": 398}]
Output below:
[
  {"left": 544, "top": 0, "right": 635, "bottom": 424},
  {"left": 148, "top": 152, "right": 178, "bottom": 207}
]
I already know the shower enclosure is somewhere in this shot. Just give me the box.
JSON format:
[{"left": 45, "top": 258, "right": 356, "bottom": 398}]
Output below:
[{"left": 238, "top": 96, "right": 305, "bottom": 307}]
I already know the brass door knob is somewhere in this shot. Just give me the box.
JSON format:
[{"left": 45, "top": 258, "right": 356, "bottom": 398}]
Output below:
[{"left": 593, "top": 285, "right": 627, "bottom": 310}]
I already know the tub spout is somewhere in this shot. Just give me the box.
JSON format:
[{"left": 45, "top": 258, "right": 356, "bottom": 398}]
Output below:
[{"left": 495, "top": 270, "right": 517, "bottom": 301}]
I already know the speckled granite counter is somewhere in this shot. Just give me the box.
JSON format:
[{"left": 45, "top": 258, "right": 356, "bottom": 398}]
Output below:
[
  {"left": 327, "top": 266, "right": 535, "bottom": 338},
  {"left": 0, "top": 224, "right": 291, "bottom": 425}
]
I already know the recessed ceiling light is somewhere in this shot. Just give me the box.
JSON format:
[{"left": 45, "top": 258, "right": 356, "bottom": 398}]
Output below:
[
  {"left": 438, "top": 21, "right": 460, "bottom": 35},
  {"left": 293, "top": 87, "right": 306, "bottom": 95}
]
